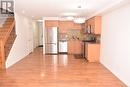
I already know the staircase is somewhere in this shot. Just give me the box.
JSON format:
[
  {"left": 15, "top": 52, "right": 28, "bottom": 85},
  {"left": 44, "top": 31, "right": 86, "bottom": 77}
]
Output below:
[{"left": 0, "top": 17, "right": 16, "bottom": 69}]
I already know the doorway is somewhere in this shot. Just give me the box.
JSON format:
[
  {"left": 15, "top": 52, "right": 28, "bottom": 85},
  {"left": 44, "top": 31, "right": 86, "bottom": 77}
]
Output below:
[{"left": 32, "top": 21, "right": 43, "bottom": 50}]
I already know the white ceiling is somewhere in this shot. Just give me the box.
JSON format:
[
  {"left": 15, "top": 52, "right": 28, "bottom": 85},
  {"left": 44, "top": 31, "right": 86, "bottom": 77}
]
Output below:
[{"left": 15, "top": 0, "right": 129, "bottom": 20}]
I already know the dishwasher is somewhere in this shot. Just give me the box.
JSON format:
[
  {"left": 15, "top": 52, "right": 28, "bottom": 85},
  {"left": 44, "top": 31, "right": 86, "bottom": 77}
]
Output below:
[{"left": 58, "top": 40, "right": 68, "bottom": 54}]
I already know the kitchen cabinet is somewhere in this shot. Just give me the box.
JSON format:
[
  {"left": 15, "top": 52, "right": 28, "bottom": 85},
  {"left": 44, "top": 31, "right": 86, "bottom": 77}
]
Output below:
[
  {"left": 59, "top": 21, "right": 82, "bottom": 33},
  {"left": 45, "top": 20, "right": 59, "bottom": 28},
  {"left": 85, "top": 16, "right": 101, "bottom": 34},
  {"left": 45, "top": 20, "right": 82, "bottom": 33},
  {"left": 73, "top": 23, "right": 82, "bottom": 30},
  {"left": 59, "top": 21, "right": 73, "bottom": 33},
  {"left": 85, "top": 43, "right": 100, "bottom": 62},
  {"left": 68, "top": 41, "right": 82, "bottom": 54}
]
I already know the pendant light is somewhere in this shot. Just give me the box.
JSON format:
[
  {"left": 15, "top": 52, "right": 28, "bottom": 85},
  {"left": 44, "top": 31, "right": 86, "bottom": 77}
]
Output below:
[{"left": 73, "top": 17, "right": 85, "bottom": 24}]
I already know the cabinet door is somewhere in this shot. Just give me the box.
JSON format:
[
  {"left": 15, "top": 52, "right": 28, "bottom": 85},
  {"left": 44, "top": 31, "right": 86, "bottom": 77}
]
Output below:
[
  {"left": 85, "top": 16, "right": 101, "bottom": 34},
  {"left": 85, "top": 17, "right": 95, "bottom": 34},
  {"left": 68, "top": 41, "right": 74, "bottom": 54},
  {"left": 68, "top": 41, "right": 82, "bottom": 54},
  {"left": 45, "top": 20, "right": 59, "bottom": 28},
  {"left": 74, "top": 41, "right": 82, "bottom": 54},
  {"left": 85, "top": 44, "right": 88, "bottom": 59},
  {"left": 94, "top": 16, "right": 101, "bottom": 34},
  {"left": 87, "top": 44, "right": 100, "bottom": 62},
  {"left": 59, "top": 21, "right": 73, "bottom": 33},
  {"left": 73, "top": 23, "right": 82, "bottom": 29}
]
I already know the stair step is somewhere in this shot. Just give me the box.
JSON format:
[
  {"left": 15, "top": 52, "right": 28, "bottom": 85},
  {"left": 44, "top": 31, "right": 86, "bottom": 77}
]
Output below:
[
  {"left": 5, "top": 18, "right": 14, "bottom": 22},
  {"left": 2, "top": 25, "right": 11, "bottom": 28},
  {"left": 0, "top": 26, "right": 10, "bottom": 29},
  {"left": 0, "top": 28, "right": 8, "bottom": 31},
  {"left": 0, "top": 17, "right": 14, "bottom": 30},
  {"left": 3, "top": 22, "right": 13, "bottom": 26},
  {"left": 0, "top": 30, "right": 8, "bottom": 32},
  {"left": 0, "top": 35, "right": 16, "bottom": 39},
  {"left": 0, "top": 32, "right": 6, "bottom": 34},
  {"left": 0, "top": 37, "right": 4, "bottom": 39},
  {"left": 0, "top": 32, "right": 8, "bottom": 34},
  {"left": 7, "top": 17, "right": 14, "bottom": 18},
  {"left": 0, "top": 30, "right": 8, "bottom": 33},
  {"left": 0, "top": 27, "right": 8, "bottom": 29},
  {"left": 6, "top": 17, "right": 14, "bottom": 20},
  {"left": 0, "top": 34, "right": 6, "bottom": 37},
  {"left": 6, "top": 38, "right": 16, "bottom": 44},
  {"left": 0, "top": 28, "right": 16, "bottom": 38}
]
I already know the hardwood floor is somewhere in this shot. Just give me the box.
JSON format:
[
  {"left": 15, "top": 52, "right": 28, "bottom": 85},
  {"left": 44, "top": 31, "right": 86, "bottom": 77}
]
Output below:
[{"left": 0, "top": 48, "right": 127, "bottom": 87}]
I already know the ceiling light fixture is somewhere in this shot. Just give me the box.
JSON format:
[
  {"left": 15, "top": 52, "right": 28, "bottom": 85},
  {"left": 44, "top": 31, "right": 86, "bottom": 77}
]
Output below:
[
  {"left": 73, "top": 17, "right": 85, "bottom": 24},
  {"left": 73, "top": 0, "right": 86, "bottom": 24},
  {"left": 61, "top": 0, "right": 86, "bottom": 23},
  {"left": 78, "top": 5, "right": 82, "bottom": 9},
  {"left": 66, "top": 16, "right": 74, "bottom": 20}
]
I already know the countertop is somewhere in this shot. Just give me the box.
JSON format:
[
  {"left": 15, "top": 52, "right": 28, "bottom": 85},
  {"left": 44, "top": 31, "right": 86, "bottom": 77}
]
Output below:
[{"left": 82, "top": 40, "right": 100, "bottom": 44}]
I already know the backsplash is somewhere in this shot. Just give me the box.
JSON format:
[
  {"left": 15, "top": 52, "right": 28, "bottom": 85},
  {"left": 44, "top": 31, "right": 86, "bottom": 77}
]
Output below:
[
  {"left": 59, "top": 29, "right": 101, "bottom": 43},
  {"left": 95, "top": 34, "right": 101, "bottom": 43},
  {"left": 67, "top": 29, "right": 82, "bottom": 40},
  {"left": 59, "top": 33, "right": 68, "bottom": 41}
]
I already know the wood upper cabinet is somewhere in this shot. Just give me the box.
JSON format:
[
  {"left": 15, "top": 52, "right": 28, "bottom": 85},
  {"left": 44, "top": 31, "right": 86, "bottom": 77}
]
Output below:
[
  {"left": 86, "top": 16, "right": 101, "bottom": 34},
  {"left": 85, "top": 43, "right": 100, "bottom": 62},
  {"left": 45, "top": 20, "right": 82, "bottom": 33},
  {"left": 45, "top": 20, "right": 59, "bottom": 28},
  {"left": 59, "top": 21, "right": 82, "bottom": 33},
  {"left": 94, "top": 16, "right": 101, "bottom": 34},
  {"left": 68, "top": 41, "right": 82, "bottom": 54},
  {"left": 59, "top": 21, "right": 73, "bottom": 33},
  {"left": 73, "top": 23, "right": 82, "bottom": 30}
]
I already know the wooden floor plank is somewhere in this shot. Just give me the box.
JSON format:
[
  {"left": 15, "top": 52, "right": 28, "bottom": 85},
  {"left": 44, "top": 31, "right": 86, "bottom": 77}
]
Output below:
[{"left": 0, "top": 48, "right": 127, "bottom": 87}]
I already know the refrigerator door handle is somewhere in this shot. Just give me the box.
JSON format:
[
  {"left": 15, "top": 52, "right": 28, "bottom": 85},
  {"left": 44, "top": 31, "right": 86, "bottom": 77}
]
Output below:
[{"left": 45, "top": 43, "right": 57, "bottom": 45}]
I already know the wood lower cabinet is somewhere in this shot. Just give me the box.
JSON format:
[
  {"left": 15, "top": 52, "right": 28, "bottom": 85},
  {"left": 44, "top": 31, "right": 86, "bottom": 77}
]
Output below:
[
  {"left": 68, "top": 41, "right": 82, "bottom": 54},
  {"left": 85, "top": 43, "right": 100, "bottom": 62}
]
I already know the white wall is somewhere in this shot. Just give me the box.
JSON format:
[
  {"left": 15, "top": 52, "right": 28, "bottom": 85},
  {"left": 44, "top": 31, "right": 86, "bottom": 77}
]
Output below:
[
  {"left": 101, "top": 4, "right": 130, "bottom": 86},
  {"left": 6, "top": 13, "right": 34, "bottom": 68}
]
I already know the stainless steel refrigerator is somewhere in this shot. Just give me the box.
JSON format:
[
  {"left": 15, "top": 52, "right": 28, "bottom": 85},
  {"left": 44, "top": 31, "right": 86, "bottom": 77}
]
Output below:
[{"left": 45, "top": 27, "right": 58, "bottom": 54}]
